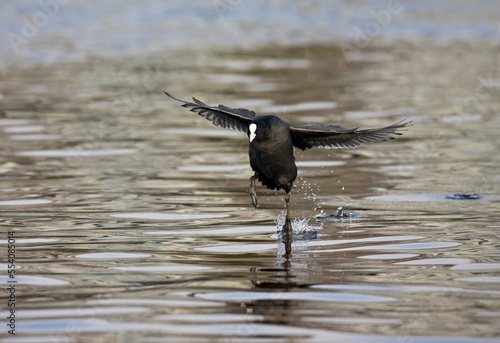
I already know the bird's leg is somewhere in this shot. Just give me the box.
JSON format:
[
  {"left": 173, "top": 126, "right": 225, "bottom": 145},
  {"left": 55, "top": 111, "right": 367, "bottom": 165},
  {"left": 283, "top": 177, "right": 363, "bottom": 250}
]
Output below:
[
  {"left": 284, "top": 192, "right": 291, "bottom": 232},
  {"left": 283, "top": 191, "right": 292, "bottom": 258},
  {"left": 285, "top": 192, "right": 291, "bottom": 223},
  {"left": 249, "top": 175, "right": 258, "bottom": 209}
]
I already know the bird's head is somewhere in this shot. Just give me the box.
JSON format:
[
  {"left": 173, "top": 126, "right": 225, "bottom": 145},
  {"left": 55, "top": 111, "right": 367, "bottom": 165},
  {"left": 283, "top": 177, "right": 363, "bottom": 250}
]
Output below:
[
  {"left": 248, "top": 122, "right": 268, "bottom": 142},
  {"left": 248, "top": 116, "right": 286, "bottom": 143}
]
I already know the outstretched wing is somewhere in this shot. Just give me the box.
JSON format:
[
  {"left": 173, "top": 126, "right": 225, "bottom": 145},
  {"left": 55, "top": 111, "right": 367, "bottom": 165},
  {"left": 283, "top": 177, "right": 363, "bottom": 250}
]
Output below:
[
  {"left": 165, "top": 92, "right": 256, "bottom": 133},
  {"left": 290, "top": 120, "right": 411, "bottom": 150}
]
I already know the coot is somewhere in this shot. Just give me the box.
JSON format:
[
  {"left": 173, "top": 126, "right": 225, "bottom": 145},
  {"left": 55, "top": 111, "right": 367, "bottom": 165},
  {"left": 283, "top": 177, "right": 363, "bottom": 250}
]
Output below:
[{"left": 165, "top": 92, "right": 410, "bottom": 216}]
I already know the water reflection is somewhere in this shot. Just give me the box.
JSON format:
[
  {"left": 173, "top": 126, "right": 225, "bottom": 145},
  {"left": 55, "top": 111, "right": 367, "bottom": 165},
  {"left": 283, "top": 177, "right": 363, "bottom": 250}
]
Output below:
[
  {"left": 16, "top": 148, "right": 138, "bottom": 157},
  {"left": 0, "top": 199, "right": 52, "bottom": 205},
  {"left": 75, "top": 252, "right": 152, "bottom": 259},
  {"left": 261, "top": 101, "right": 338, "bottom": 113},
  {"left": 365, "top": 193, "right": 492, "bottom": 202},
  {"left": 111, "top": 265, "right": 212, "bottom": 272},
  {"left": 194, "top": 291, "right": 398, "bottom": 303},
  {"left": 5, "top": 307, "right": 150, "bottom": 318},
  {"left": 357, "top": 253, "right": 417, "bottom": 261},
  {"left": 110, "top": 212, "right": 229, "bottom": 220},
  {"left": 4, "top": 125, "right": 45, "bottom": 133},
  {"left": 0, "top": 275, "right": 69, "bottom": 285},
  {"left": 10, "top": 134, "right": 62, "bottom": 140},
  {"left": 144, "top": 225, "right": 275, "bottom": 236}
]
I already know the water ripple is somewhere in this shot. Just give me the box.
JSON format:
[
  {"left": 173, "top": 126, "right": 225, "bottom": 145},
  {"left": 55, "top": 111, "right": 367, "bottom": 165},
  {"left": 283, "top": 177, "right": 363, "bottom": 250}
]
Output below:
[
  {"left": 0, "top": 275, "right": 69, "bottom": 285},
  {"left": 75, "top": 253, "right": 151, "bottom": 259},
  {"left": 194, "top": 291, "right": 398, "bottom": 303},
  {"left": 0, "top": 199, "right": 52, "bottom": 206},
  {"left": 111, "top": 212, "right": 229, "bottom": 220},
  {"left": 16, "top": 149, "right": 138, "bottom": 157}
]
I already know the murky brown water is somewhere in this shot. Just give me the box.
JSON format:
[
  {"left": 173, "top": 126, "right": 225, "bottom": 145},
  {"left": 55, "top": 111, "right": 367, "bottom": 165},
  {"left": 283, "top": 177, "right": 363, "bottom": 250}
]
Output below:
[{"left": 1, "top": 31, "right": 500, "bottom": 343}]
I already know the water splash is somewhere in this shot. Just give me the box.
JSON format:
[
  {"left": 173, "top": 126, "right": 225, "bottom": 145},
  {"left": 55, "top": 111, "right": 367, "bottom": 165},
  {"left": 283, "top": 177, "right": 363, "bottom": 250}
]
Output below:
[
  {"left": 295, "top": 175, "right": 326, "bottom": 211},
  {"left": 316, "top": 206, "right": 364, "bottom": 223},
  {"left": 274, "top": 212, "right": 322, "bottom": 241}
]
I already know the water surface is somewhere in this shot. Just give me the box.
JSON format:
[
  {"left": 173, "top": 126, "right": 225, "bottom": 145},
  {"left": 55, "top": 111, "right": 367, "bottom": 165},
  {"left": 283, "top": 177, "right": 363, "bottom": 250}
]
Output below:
[{"left": 1, "top": 3, "right": 500, "bottom": 342}]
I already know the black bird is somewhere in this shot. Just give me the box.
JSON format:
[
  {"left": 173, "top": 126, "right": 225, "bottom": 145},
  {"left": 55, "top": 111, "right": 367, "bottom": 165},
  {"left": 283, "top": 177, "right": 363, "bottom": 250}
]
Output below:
[{"left": 165, "top": 92, "right": 410, "bottom": 227}]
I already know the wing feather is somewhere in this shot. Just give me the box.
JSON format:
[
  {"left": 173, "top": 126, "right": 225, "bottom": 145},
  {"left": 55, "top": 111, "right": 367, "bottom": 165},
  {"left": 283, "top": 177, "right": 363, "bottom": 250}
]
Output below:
[
  {"left": 290, "top": 120, "right": 411, "bottom": 150},
  {"left": 165, "top": 92, "right": 255, "bottom": 133}
]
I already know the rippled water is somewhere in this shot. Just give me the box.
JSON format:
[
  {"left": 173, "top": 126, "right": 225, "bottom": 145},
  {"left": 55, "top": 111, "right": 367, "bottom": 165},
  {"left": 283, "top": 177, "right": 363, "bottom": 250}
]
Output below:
[{"left": 1, "top": 3, "right": 500, "bottom": 342}]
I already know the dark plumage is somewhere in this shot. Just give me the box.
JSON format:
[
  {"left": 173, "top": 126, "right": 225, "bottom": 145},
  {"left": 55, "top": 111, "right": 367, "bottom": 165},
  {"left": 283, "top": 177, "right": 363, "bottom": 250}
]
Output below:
[
  {"left": 249, "top": 116, "right": 296, "bottom": 193},
  {"left": 165, "top": 92, "right": 410, "bottom": 213}
]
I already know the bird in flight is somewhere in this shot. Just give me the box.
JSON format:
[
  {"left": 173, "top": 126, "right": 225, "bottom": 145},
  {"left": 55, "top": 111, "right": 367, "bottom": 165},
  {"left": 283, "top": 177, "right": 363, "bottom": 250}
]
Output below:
[{"left": 165, "top": 92, "right": 410, "bottom": 231}]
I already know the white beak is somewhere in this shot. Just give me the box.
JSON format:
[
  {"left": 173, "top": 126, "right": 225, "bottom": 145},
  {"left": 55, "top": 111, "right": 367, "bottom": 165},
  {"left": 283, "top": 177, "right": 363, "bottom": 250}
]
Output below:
[{"left": 249, "top": 123, "right": 257, "bottom": 142}]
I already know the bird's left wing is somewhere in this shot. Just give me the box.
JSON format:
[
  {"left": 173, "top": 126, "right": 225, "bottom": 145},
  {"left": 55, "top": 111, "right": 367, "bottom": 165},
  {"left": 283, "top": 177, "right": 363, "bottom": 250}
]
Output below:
[
  {"left": 165, "top": 92, "right": 256, "bottom": 133},
  {"left": 290, "top": 120, "right": 410, "bottom": 150}
]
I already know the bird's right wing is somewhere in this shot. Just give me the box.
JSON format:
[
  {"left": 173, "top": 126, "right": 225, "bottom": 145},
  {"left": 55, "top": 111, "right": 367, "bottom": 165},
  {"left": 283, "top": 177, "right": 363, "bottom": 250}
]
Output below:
[
  {"left": 165, "top": 92, "right": 256, "bottom": 133},
  {"left": 290, "top": 120, "right": 411, "bottom": 150}
]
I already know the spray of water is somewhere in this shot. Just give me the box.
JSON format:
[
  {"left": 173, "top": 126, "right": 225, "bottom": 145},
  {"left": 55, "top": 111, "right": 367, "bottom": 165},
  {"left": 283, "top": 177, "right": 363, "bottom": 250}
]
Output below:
[
  {"left": 274, "top": 211, "right": 322, "bottom": 241},
  {"left": 295, "top": 174, "right": 326, "bottom": 212}
]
